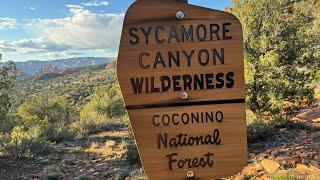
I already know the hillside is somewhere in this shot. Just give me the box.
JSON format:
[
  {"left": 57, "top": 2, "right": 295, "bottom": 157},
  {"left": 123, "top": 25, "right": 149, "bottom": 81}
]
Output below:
[
  {"left": 9, "top": 64, "right": 116, "bottom": 110},
  {"left": 0, "top": 57, "right": 115, "bottom": 75}
]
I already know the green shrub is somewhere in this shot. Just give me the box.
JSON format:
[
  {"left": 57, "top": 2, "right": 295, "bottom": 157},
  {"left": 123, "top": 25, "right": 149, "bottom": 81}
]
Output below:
[
  {"left": 35, "top": 123, "right": 73, "bottom": 143},
  {"left": 119, "top": 138, "right": 127, "bottom": 150},
  {"left": 71, "top": 84, "right": 128, "bottom": 136},
  {"left": 0, "top": 126, "right": 52, "bottom": 158},
  {"left": 115, "top": 171, "right": 129, "bottom": 180},
  {"left": 247, "top": 120, "right": 276, "bottom": 143},
  {"left": 70, "top": 113, "right": 111, "bottom": 136},
  {"left": 126, "top": 146, "right": 141, "bottom": 165},
  {"left": 76, "top": 177, "right": 89, "bottom": 180},
  {"left": 0, "top": 114, "right": 16, "bottom": 133},
  {"left": 18, "top": 96, "right": 71, "bottom": 126},
  {"left": 44, "top": 175, "right": 61, "bottom": 180},
  {"left": 278, "top": 120, "right": 313, "bottom": 131},
  {"left": 130, "top": 169, "right": 147, "bottom": 180},
  {"left": 43, "top": 165, "right": 63, "bottom": 180},
  {"left": 54, "top": 128, "right": 74, "bottom": 142},
  {"left": 71, "top": 116, "right": 129, "bottom": 136},
  {"left": 271, "top": 172, "right": 296, "bottom": 180},
  {"left": 17, "top": 96, "right": 73, "bottom": 143}
]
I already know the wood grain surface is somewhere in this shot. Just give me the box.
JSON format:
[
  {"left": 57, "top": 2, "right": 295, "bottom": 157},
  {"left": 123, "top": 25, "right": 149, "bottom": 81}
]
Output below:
[{"left": 117, "top": 0, "right": 247, "bottom": 179}]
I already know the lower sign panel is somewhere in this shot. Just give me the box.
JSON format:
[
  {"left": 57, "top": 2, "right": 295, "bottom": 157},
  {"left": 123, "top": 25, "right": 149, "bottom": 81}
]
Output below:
[{"left": 128, "top": 103, "right": 247, "bottom": 179}]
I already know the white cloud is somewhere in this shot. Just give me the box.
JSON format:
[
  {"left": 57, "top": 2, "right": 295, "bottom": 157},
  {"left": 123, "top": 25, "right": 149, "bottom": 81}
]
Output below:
[
  {"left": 0, "top": 6, "right": 124, "bottom": 60},
  {"left": 38, "top": 6, "right": 124, "bottom": 51},
  {"left": 65, "top": 4, "right": 85, "bottom": 14},
  {"left": 0, "top": 17, "right": 17, "bottom": 30},
  {"left": 83, "top": 1, "right": 109, "bottom": 7},
  {"left": 65, "top": 4, "right": 84, "bottom": 9},
  {"left": 29, "top": 7, "right": 36, "bottom": 11},
  {"left": 0, "top": 40, "right": 17, "bottom": 52}
]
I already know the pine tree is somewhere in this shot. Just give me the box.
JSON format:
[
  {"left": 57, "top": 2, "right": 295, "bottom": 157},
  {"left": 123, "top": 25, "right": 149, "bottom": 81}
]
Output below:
[{"left": 0, "top": 58, "right": 17, "bottom": 131}]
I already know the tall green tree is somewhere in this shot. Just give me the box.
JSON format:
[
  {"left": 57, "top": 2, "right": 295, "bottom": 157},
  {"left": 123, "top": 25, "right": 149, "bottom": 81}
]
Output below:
[
  {"left": 0, "top": 58, "right": 17, "bottom": 131},
  {"left": 232, "top": 0, "right": 320, "bottom": 119}
]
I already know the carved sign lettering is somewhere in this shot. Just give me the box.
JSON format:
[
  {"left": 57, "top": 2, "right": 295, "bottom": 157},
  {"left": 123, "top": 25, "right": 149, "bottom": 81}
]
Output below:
[{"left": 117, "top": 1, "right": 247, "bottom": 179}]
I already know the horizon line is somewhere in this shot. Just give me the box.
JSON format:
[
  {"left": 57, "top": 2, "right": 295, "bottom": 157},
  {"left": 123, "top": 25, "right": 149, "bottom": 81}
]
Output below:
[{"left": 0, "top": 56, "right": 117, "bottom": 63}]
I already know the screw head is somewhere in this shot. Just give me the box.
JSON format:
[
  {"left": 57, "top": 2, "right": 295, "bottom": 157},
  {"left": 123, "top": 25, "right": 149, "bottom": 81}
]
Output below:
[
  {"left": 186, "top": 170, "right": 195, "bottom": 179},
  {"left": 180, "top": 92, "right": 189, "bottom": 100},
  {"left": 176, "top": 10, "right": 185, "bottom": 20}
]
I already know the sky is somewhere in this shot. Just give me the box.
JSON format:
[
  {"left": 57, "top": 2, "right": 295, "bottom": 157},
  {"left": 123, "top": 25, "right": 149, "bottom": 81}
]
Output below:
[{"left": 0, "top": 0, "right": 231, "bottom": 62}]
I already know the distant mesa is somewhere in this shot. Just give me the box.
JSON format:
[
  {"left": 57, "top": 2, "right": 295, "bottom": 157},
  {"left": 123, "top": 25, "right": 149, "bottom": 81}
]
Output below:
[
  {"left": 105, "top": 60, "right": 117, "bottom": 70},
  {"left": 61, "top": 68, "right": 75, "bottom": 74},
  {"left": 36, "top": 64, "right": 60, "bottom": 75},
  {"left": 0, "top": 57, "right": 114, "bottom": 75}
]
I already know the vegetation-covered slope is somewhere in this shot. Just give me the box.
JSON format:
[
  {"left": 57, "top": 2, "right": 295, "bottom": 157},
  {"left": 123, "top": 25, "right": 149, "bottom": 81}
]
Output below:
[{"left": 9, "top": 65, "right": 116, "bottom": 110}]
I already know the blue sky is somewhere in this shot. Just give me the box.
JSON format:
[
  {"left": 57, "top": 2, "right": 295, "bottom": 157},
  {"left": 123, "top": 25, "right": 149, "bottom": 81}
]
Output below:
[{"left": 0, "top": 0, "right": 230, "bottom": 62}]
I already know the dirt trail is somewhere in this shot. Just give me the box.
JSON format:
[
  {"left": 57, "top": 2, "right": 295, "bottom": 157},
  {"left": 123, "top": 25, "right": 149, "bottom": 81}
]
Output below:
[
  {"left": 0, "top": 130, "right": 142, "bottom": 180},
  {"left": 296, "top": 102, "right": 320, "bottom": 128}
]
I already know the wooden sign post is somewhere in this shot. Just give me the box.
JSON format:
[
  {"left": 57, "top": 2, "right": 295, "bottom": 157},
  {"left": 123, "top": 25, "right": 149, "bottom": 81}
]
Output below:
[{"left": 117, "top": 0, "right": 247, "bottom": 179}]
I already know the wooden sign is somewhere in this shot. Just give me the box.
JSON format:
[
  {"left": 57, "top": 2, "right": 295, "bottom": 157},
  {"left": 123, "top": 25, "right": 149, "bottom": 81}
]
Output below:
[{"left": 117, "top": 0, "right": 247, "bottom": 179}]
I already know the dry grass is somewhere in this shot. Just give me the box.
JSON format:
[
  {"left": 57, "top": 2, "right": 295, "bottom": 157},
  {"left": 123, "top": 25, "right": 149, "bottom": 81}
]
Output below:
[
  {"left": 85, "top": 131, "right": 129, "bottom": 159},
  {"left": 90, "top": 142, "right": 99, "bottom": 149},
  {"left": 315, "top": 86, "right": 320, "bottom": 100}
]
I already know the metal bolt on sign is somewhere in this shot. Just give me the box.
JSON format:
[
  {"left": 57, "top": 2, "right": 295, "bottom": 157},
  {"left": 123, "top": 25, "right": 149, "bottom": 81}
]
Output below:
[
  {"left": 176, "top": 10, "right": 185, "bottom": 20},
  {"left": 180, "top": 92, "right": 189, "bottom": 100},
  {"left": 186, "top": 170, "right": 195, "bottom": 179}
]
